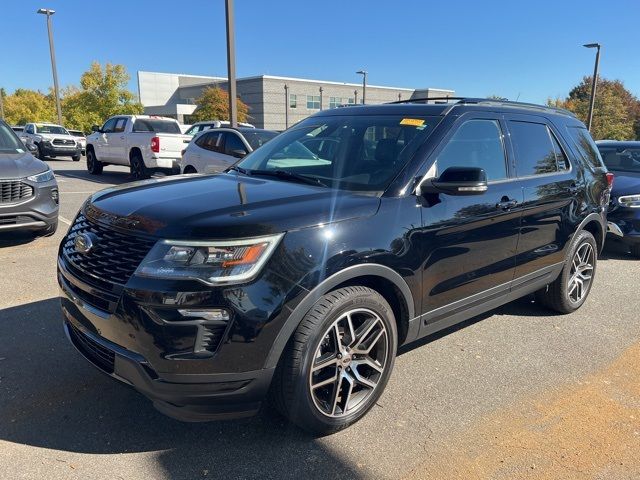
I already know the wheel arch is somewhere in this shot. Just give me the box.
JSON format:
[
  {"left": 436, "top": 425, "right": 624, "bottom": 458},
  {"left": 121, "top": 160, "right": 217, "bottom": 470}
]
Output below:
[
  {"left": 129, "top": 146, "right": 142, "bottom": 161},
  {"left": 264, "top": 264, "right": 416, "bottom": 369},
  {"left": 575, "top": 212, "right": 605, "bottom": 253}
]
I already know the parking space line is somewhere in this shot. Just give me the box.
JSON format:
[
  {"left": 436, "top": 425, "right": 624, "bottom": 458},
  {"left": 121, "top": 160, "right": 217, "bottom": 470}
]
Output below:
[{"left": 59, "top": 216, "right": 73, "bottom": 225}]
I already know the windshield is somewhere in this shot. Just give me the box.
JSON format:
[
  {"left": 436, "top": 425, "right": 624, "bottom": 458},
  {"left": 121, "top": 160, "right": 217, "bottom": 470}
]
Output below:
[
  {"left": 243, "top": 131, "right": 278, "bottom": 150},
  {"left": 237, "top": 115, "right": 439, "bottom": 191},
  {"left": 133, "top": 119, "right": 181, "bottom": 134},
  {"left": 36, "top": 124, "right": 69, "bottom": 135},
  {"left": 598, "top": 146, "right": 640, "bottom": 173},
  {"left": 0, "top": 122, "right": 27, "bottom": 154}
]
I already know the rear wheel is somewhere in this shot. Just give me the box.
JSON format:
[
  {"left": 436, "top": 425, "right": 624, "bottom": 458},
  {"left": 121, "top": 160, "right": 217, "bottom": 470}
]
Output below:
[
  {"left": 72, "top": 154, "right": 81, "bottom": 162},
  {"left": 270, "top": 286, "right": 397, "bottom": 435},
  {"left": 86, "top": 149, "right": 103, "bottom": 175},
  {"left": 130, "top": 152, "right": 150, "bottom": 180},
  {"left": 536, "top": 230, "right": 597, "bottom": 313}
]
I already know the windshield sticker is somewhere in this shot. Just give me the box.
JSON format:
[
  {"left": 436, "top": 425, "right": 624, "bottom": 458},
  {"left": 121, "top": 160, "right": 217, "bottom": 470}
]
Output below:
[{"left": 400, "top": 118, "right": 425, "bottom": 127}]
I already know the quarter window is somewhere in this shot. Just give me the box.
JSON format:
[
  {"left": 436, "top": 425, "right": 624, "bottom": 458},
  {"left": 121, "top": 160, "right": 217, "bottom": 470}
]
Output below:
[
  {"left": 435, "top": 119, "right": 508, "bottom": 181},
  {"left": 566, "top": 126, "right": 605, "bottom": 170},
  {"left": 306, "top": 95, "right": 320, "bottom": 110},
  {"left": 195, "top": 132, "right": 221, "bottom": 152},
  {"left": 509, "top": 121, "right": 559, "bottom": 176},
  {"left": 289, "top": 94, "right": 297, "bottom": 109}
]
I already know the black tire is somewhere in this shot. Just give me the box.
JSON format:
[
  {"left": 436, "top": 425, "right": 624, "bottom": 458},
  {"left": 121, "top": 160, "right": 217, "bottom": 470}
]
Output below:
[
  {"left": 630, "top": 244, "right": 640, "bottom": 258},
  {"left": 270, "top": 286, "right": 397, "bottom": 435},
  {"left": 535, "top": 230, "right": 597, "bottom": 314},
  {"left": 38, "top": 219, "right": 58, "bottom": 237},
  {"left": 183, "top": 166, "right": 198, "bottom": 174},
  {"left": 86, "top": 149, "right": 103, "bottom": 175},
  {"left": 72, "top": 155, "right": 81, "bottom": 162},
  {"left": 130, "top": 152, "right": 150, "bottom": 180},
  {"left": 36, "top": 144, "right": 45, "bottom": 160}
]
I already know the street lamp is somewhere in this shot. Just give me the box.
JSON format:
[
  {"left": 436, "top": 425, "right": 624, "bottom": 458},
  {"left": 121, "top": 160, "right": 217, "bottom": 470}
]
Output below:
[
  {"left": 37, "top": 8, "right": 63, "bottom": 126},
  {"left": 356, "top": 70, "right": 367, "bottom": 104},
  {"left": 583, "top": 43, "right": 601, "bottom": 132},
  {"left": 225, "top": 0, "right": 237, "bottom": 127}
]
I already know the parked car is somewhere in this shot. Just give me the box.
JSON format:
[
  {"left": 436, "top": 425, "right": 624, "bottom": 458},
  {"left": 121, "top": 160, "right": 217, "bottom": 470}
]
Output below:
[
  {"left": 58, "top": 98, "right": 610, "bottom": 434},
  {"left": 0, "top": 120, "right": 58, "bottom": 235},
  {"left": 596, "top": 140, "right": 640, "bottom": 256},
  {"left": 68, "top": 130, "right": 87, "bottom": 155},
  {"left": 180, "top": 127, "right": 278, "bottom": 174},
  {"left": 85, "top": 115, "right": 191, "bottom": 179},
  {"left": 21, "top": 123, "right": 82, "bottom": 161},
  {"left": 184, "top": 120, "right": 256, "bottom": 136}
]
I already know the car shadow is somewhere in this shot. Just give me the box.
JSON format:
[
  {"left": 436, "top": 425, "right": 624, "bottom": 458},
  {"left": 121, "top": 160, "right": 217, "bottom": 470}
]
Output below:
[
  {"left": 53, "top": 169, "right": 134, "bottom": 185},
  {"left": 0, "top": 230, "right": 40, "bottom": 248},
  {"left": 0, "top": 298, "right": 363, "bottom": 480},
  {"left": 600, "top": 239, "right": 635, "bottom": 261}
]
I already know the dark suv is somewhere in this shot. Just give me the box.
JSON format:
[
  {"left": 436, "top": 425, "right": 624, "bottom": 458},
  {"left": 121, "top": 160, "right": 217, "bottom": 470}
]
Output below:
[{"left": 58, "top": 98, "right": 610, "bottom": 434}]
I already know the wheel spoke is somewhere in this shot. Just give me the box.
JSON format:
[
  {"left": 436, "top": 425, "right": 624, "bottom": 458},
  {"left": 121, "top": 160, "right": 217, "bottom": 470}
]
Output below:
[
  {"left": 350, "top": 366, "right": 377, "bottom": 389},
  {"left": 342, "top": 373, "right": 355, "bottom": 413},
  {"left": 311, "top": 372, "right": 338, "bottom": 390},
  {"left": 330, "top": 374, "right": 344, "bottom": 415},
  {"left": 352, "top": 356, "right": 384, "bottom": 373},
  {"left": 333, "top": 324, "right": 344, "bottom": 351},
  {"left": 345, "top": 312, "right": 356, "bottom": 347},
  {"left": 312, "top": 355, "right": 338, "bottom": 372},
  {"left": 353, "top": 317, "right": 381, "bottom": 354}
]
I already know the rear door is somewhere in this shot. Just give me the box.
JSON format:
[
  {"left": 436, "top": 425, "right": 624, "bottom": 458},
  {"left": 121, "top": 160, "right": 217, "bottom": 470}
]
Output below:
[
  {"left": 504, "top": 114, "right": 580, "bottom": 279},
  {"left": 418, "top": 113, "right": 523, "bottom": 320}
]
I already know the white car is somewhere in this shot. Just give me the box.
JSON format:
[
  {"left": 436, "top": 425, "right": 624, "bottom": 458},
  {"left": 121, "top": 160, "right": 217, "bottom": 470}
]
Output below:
[
  {"left": 68, "top": 130, "right": 87, "bottom": 155},
  {"left": 184, "top": 120, "right": 256, "bottom": 136},
  {"left": 21, "top": 123, "right": 82, "bottom": 161},
  {"left": 180, "top": 127, "right": 277, "bottom": 174},
  {"left": 86, "top": 115, "right": 191, "bottom": 179}
]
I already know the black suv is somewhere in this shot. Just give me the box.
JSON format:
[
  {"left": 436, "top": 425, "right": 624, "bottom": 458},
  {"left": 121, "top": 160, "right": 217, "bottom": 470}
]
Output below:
[{"left": 58, "top": 98, "right": 610, "bottom": 434}]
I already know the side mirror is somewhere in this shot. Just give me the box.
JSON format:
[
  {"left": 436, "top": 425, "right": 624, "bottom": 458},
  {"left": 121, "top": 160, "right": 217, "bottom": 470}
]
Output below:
[
  {"left": 91, "top": 125, "right": 101, "bottom": 133},
  {"left": 230, "top": 149, "right": 247, "bottom": 159},
  {"left": 418, "top": 166, "right": 488, "bottom": 196}
]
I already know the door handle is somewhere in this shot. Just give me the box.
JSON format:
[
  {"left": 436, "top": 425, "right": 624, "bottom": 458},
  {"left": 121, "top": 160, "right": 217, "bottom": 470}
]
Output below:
[
  {"left": 496, "top": 198, "right": 518, "bottom": 210},
  {"left": 119, "top": 135, "right": 125, "bottom": 140}
]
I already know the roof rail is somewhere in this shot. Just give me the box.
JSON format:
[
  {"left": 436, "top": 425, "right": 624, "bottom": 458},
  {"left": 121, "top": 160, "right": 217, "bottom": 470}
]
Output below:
[{"left": 387, "top": 96, "right": 576, "bottom": 117}]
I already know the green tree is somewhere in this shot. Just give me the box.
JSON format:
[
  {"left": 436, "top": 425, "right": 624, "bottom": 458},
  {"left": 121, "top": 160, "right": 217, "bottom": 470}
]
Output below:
[
  {"left": 191, "top": 86, "right": 249, "bottom": 123},
  {"left": 62, "top": 62, "right": 143, "bottom": 132},
  {"left": 3, "top": 89, "right": 56, "bottom": 125},
  {"left": 549, "top": 77, "right": 639, "bottom": 140}
]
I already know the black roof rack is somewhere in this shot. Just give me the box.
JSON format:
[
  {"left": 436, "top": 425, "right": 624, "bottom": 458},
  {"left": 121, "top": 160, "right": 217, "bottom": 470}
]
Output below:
[{"left": 388, "top": 96, "right": 576, "bottom": 117}]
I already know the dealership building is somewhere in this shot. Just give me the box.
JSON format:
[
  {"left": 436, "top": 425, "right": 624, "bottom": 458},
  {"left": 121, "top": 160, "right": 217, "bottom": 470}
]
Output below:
[{"left": 137, "top": 71, "right": 454, "bottom": 129}]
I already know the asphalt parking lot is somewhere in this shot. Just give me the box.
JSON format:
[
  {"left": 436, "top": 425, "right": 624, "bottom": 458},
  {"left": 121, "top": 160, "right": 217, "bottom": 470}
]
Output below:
[{"left": 1, "top": 158, "right": 640, "bottom": 480}]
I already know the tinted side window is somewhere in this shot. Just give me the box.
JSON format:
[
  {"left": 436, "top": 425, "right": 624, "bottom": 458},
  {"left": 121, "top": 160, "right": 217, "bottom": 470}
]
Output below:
[
  {"left": 509, "top": 121, "right": 558, "bottom": 176},
  {"left": 549, "top": 131, "right": 570, "bottom": 171},
  {"left": 102, "top": 118, "right": 117, "bottom": 133},
  {"left": 195, "top": 132, "right": 220, "bottom": 152},
  {"left": 565, "top": 126, "right": 605, "bottom": 170},
  {"left": 224, "top": 133, "right": 247, "bottom": 155},
  {"left": 436, "top": 119, "right": 507, "bottom": 181}
]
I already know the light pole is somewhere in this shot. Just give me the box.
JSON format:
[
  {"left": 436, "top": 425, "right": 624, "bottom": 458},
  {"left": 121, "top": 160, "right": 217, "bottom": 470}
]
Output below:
[
  {"left": 354, "top": 89, "right": 358, "bottom": 105},
  {"left": 583, "top": 43, "right": 601, "bottom": 132},
  {"left": 319, "top": 86, "right": 323, "bottom": 111},
  {"left": 356, "top": 70, "right": 367, "bottom": 104},
  {"left": 284, "top": 84, "right": 289, "bottom": 129},
  {"left": 225, "top": 0, "right": 237, "bottom": 127},
  {"left": 0, "top": 89, "right": 4, "bottom": 120},
  {"left": 37, "top": 8, "right": 62, "bottom": 126}
]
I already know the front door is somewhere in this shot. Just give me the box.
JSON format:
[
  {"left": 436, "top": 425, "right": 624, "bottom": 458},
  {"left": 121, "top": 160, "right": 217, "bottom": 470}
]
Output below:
[
  {"left": 107, "top": 117, "right": 128, "bottom": 164},
  {"left": 95, "top": 118, "right": 117, "bottom": 162},
  {"left": 418, "top": 114, "right": 523, "bottom": 324}
]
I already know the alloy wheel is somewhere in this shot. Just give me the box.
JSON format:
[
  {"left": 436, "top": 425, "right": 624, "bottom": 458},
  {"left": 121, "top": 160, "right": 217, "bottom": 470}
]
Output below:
[
  {"left": 308, "top": 308, "right": 389, "bottom": 418},
  {"left": 568, "top": 242, "right": 594, "bottom": 303}
]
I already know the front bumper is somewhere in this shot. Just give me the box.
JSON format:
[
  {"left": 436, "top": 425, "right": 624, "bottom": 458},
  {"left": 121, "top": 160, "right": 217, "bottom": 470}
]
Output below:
[
  {"left": 0, "top": 179, "right": 58, "bottom": 232},
  {"left": 57, "top": 250, "right": 300, "bottom": 421},
  {"left": 40, "top": 142, "right": 81, "bottom": 158}
]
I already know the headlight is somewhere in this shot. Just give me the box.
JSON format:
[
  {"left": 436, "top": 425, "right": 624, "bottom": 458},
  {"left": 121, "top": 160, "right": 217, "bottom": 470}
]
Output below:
[
  {"left": 617, "top": 194, "right": 640, "bottom": 208},
  {"left": 135, "top": 233, "right": 284, "bottom": 285},
  {"left": 27, "top": 169, "right": 55, "bottom": 183}
]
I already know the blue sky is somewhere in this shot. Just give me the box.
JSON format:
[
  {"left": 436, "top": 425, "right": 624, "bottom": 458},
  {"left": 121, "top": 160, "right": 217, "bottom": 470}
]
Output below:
[{"left": 1, "top": 0, "right": 638, "bottom": 104}]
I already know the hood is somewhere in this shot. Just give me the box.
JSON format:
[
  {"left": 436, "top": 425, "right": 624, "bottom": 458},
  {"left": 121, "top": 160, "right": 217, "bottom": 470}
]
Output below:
[
  {"left": 0, "top": 152, "right": 49, "bottom": 179},
  {"left": 87, "top": 172, "right": 380, "bottom": 239},
  {"left": 610, "top": 170, "right": 640, "bottom": 197},
  {"left": 37, "top": 133, "right": 75, "bottom": 143}
]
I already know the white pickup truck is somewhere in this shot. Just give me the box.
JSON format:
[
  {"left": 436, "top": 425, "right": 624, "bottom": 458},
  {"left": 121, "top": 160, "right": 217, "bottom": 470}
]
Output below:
[{"left": 85, "top": 115, "right": 191, "bottom": 179}]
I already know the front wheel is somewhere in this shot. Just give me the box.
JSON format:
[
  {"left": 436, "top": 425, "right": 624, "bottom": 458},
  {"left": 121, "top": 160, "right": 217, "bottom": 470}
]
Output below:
[
  {"left": 536, "top": 230, "right": 597, "bottom": 313},
  {"left": 72, "top": 155, "right": 81, "bottom": 162},
  {"left": 271, "top": 286, "right": 397, "bottom": 435},
  {"left": 86, "top": 149, "right": 103, "bottom": 175}
]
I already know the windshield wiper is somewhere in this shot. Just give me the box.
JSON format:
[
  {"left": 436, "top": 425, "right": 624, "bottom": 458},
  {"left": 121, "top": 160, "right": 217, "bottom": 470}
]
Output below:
[{"left": 248, "top": 169, "right": 327, "bottom": 187}]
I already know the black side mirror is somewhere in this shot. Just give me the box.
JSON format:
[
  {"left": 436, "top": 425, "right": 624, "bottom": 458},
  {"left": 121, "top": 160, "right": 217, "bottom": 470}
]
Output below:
[
  {"left": 230, "top": 149, "right": 247, "bottom": 159},
  {"left": 91, "top": 125, "right": 101, "bottom": 133},
  {"left": 418, "top": 166, "right": 488, "bottom": 196}
]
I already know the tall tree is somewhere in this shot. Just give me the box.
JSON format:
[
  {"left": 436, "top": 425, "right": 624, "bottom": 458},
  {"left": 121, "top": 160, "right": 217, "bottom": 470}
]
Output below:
[
  {"left": 191, "top": 86, "right": 249, "bottom": 123},
  {"left": 549, "top": 77, "right": 639, "bottom": 140},
  {"left": 3, "top": 89, "right": 56, "bottom": 125},
  {"left": 62, "top": 62, "right": 143, "bottom": 132}
]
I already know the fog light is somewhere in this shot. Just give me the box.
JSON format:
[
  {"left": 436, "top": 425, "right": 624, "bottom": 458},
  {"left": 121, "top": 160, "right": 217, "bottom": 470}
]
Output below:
[
  {"left": 178, "top": 308, "right": 230, "bottom": 322},
  {"left": 51, "top": 188, "right": 59, "bottom": 204}
]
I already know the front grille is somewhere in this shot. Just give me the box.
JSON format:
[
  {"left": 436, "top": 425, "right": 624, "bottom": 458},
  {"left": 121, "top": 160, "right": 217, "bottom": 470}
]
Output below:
[
  {"left": 67, "top": 322, "right": 115, "bottom": 374},
  {"left": 53, "top": 138, "right": 75, "bottom": 146},
  {"left": 62, "top": 214, "right": 156, "bottom": 286},
  {"left": 200, "top": 323, "right": 228, "bottom": 353},
  {"left": 0, "top": 181, "right": 33, "bottom": 204}
]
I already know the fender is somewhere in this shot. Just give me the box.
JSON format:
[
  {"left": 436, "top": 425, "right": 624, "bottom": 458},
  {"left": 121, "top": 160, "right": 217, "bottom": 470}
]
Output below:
[
  {"left": 264, "top": 263, "right": 416, "bottom": 369},
  {"left": 573, "top": 211, "right": 606, "bottom": 252}
]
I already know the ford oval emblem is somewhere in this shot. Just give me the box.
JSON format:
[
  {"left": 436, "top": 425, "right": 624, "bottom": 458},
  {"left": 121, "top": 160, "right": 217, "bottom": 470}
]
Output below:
[{"left": 74, "top": 233, "right": 95, "bottom": 254}]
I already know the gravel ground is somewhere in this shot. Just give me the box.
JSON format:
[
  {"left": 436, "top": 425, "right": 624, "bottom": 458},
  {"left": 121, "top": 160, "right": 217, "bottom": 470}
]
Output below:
[{"left": 1, "top": 158, "right": 639, "bottom": 480}]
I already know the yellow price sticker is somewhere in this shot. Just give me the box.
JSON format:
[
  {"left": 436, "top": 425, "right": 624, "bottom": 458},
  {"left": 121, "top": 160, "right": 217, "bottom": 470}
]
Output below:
[{"left": 399, "top": 118, "right": 425, "bottom": 127}]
